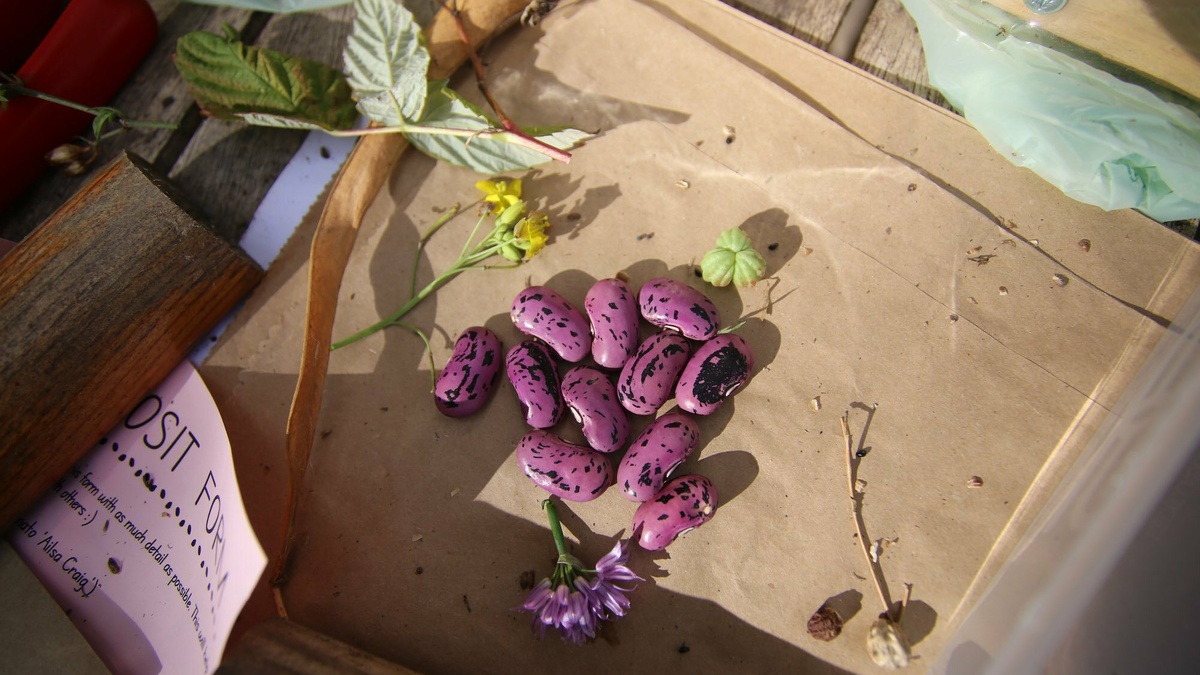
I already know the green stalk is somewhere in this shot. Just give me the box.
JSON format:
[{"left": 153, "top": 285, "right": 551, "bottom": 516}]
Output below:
[
  {"left": 2, "top": 81, "right": 177, "bottom": 131},
  {"left": 543, "top": 499, "right": 570, "bottom": 558}
]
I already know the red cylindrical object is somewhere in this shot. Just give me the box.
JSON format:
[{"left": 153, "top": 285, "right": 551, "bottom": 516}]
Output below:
[
  {"left": 0, "top": 0, "right": 158, "bottom": 212},
  {"left": 0, "top": 1, "right": 68, "bottom": 73}
]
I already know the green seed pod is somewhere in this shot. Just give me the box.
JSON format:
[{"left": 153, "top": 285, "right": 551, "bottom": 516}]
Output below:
[{"left": 700, "top": 227, "right": 766, "bottom": 287}]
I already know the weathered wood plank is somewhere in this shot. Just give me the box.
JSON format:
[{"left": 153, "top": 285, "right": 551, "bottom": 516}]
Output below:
[
  {"left": 0, "top": 152, "right": 262, "bottom": 530},
  {"left": 166, "top": 6, "right": 355, "bottom": 243},
  {"left": 0, "top": 4, "right": 253, "bottom": 242},
  {"left": 719, "top": 0, "right": 851, "bottom": 49},
  {"left": 852, "top": 0, "right": 949, "bottom": 108}
]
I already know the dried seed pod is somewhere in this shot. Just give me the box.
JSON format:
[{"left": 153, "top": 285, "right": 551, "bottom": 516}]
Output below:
[
  {"left": 867, "top": 617, "right": 911, "bottom": 669},
  {"left": 806, "top": 604, "right": 843, "bottom": 641}
]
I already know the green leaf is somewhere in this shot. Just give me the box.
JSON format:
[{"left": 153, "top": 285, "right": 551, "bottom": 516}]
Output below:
[
  {"left": 344, "top": 0, "right": 429, "bottom": 124},
  {"left": 174, "top": 29, "right": 357, "bottom": 131},
  {"left": 701, "top": 227, "right": 766, "bottom": 287},
  {"left": 405, "top": 87, "right": 591, "bottom": 173},
  {"left": 237, "top": 112, "right": 329, "bottom": 130}
]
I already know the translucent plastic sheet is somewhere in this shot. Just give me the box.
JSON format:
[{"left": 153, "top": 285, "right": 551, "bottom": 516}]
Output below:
[{"left": 902, "top": 0, "right": 1200, "bottom": 222}]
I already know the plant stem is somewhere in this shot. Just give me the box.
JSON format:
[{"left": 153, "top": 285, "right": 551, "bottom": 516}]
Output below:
[
  {"left": 328, "top": 123, "right": 572, "bottom": 164},
  {"left": 411, "top": 204, "right": 463, "bottom": 298},
  {"left": 842, "top": 412, "right": 895, "bottom": 620},
  {"left": 543, "top": 499, "right": 570, "bottom": 558},
  {"left": 3, "top": 81, "right": 177, "bottom": 131},
  {"left": 391, "top": 321, "right": 437, "bottom": 392}
]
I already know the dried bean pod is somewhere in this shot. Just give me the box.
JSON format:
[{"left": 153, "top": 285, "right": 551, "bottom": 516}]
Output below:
[
  {"left": 675, "top": 334, "right": 755, "bottom": 415},
  {"left": 434, "top": 327, "right": 502, "bottom": 417},
  {"left": 617, "top": 331, "right": 691, "bottom": 415},
  {"left": 505, "top": 340, "right": 563, "bottom": 429},
  {"left": 632, "top": 474, "right": 718, "bottom": 550},
  {"left": 561, "top": 365, "right": 629, "bottom": 453},
  {"left": 510, "top": 286, "right": 591, "bottom": 362},
  {"left": 618, "top": 412, "right": 700, "bottom": 501},
  {"left": 584, "top": 278, "right": 639, "bottom": 370},
  {"left": 638, "top": 277, "right": 720, "bottom": 340},
  {"left": 516, "top": 430, "right": 613, "bottom": 502}
]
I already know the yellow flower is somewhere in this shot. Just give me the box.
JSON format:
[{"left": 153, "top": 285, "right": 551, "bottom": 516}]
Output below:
[
  {"left": 476, "top": 178, "right": 523, "bottom": 214},
  {"left": 514, "top": 213, "right": 550, "bottom": 260}
]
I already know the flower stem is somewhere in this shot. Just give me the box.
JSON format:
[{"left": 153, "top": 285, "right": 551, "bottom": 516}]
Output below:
[
  {"left": 842, "top": 411, "right": 895, "bottom": 620},
  {"left": 543, "top": 499, "right": 570, "bottom": 558},
  {"left": 411, "top": 204, "right": 463, "bottom": 298},
  {"left": 2, "top": 81, "right": 177, "bottom": 131}
]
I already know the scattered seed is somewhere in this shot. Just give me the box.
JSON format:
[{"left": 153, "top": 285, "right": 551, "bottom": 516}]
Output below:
[
  {"left": 678, "top": 643, "right": 691, "bottom": 654},
  {"left": 968, "top": 254, "right": 996, "bottom": 265},
  {"left": 450, "top": 487, "right": 461, "bottom": 497},
  {"left": 1052, "top": 273, "right": 1069, "bottom": 287},
  {"left": 636, "top": 233, "right": 655, "bottom": 241},
  {"left": 968, "top": 296, "right": 978, "bottom": 305},
  {"left": 107, "top": 558, "right": 122, "bottom": 574},
  {"left": 412, "top": 534, "right": 423, "bottom": 542},
  {"left": 967, "top": 246, "right": 982, "bottom": 255},
  {"left": 907, "top": 184, "right": 917, "bottom": 192},
  {"left": 1030, "top": 239, "right": 1039, "bottom": 247},
  {"left": 567, "top": 212, "right": 582, "bottom": 221},
  {"left": 967, "top": 475, "right": 984, "bottom": 488},
  {"left": 801, "top": 247, "right": 814, "bottom": 256},
  {"left": 949, "top": 313, "right": 959, "bottom": 322},
  {"left": 319, "top": 145, "right": 331, "bottom": 159},
  {"left": 519, "top": 569, "right": 536, "bottom": 589},
  {"left": 694, "top": 268, "right": 703, "bottom": 278},
  {"left": 1078, "top": 239, "right": 1091, "bottom": 252},
  {"left": 768, "top": 242, "right": 779, "bottom": 251},
  {"left": 998, "top": 286, "right": 1008, "bottom": 295},
  {"left": 807, "top": 604, "right": 844, "bottom": 641},
  {"left": 415, "top": 566, "right": 424, "bottom": 575},
  {"left": 809, "top": 396, "right": 822, "bottom": 412},
  {"left": 676, "top": 179, "right": 690, "bottom": 189}
]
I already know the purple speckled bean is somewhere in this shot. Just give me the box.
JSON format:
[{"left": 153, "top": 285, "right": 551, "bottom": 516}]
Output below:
[
  {"left": 505, "top": 340, "right": 563, "bottom": 429},
  {"left": 510, "top": 286, "right": 591, "bottom": 362},
  {"left": 434, "top": 327, "right": 502, "bottom": 417},
  {"left": 561, "top": 365, "right": 629, "bottom": 453},
  {"left": 675, "top": 334, "right": 755, "bottom": 415},
  {"left": 638, "top": 277, "right": 720, "bottom": 340},
  {"left": 618, "top": 412, "right": 700, "bottom": 501},
  {"left": 584, "top": 278, "right": 639, "bottom": 370},
  {"left": 516, "top": 430, "right": 613, "bottom": 502},
  {"left": 617, "top": 331, "right": 691, "bottom": 415},
  {"left": 632, "top": 474, "right": 719, "bottom": 550}
]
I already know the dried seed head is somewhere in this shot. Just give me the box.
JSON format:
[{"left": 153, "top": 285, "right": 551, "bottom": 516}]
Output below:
[
  {"left": 867, "top": 617, "right": 912, "bottom": 669},
  {"left": 806, "top": 604, "right": 843, "bottom": 641},
  {"left": 46, "top": 143, "right": 89, "bottom": 165}
]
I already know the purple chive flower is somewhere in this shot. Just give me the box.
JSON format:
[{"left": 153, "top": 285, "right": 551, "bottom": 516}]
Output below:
[{"left": 519, "top": 499, "right": 642, "bottom": 644}]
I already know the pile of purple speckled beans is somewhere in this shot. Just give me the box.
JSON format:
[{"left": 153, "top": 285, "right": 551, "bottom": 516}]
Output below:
[{"left": 434, "top": 277, "right": 754, "bottom": 551}]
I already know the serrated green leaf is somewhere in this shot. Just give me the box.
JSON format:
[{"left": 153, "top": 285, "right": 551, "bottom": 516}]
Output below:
[
  {"left": 405, "top": 87, "right": 591, "bottom": 173},
  {"left": 344, "top": 0, "right": 429, "bottom": 124},
  {"left": 175, "top": 30, "right": 357, "bottom": 131},
  {"left": 238, "top": 112, "right": 329, "bottom": 130}
]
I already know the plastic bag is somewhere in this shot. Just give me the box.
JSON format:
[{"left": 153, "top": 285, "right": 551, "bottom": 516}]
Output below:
[{"left": 901, "top": 0, "right": 1200, "bottom": 222}]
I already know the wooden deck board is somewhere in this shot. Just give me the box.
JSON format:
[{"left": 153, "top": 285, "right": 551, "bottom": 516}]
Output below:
[{"left": 852, "top": 0, "right": 948, "bottom": 109}]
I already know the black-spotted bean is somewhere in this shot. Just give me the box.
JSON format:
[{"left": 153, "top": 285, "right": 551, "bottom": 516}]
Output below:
[
  {"left": 675, "top": 334, "right": 755, "bottom": 415},
  {"left": 516, "top": 430, "right": 613, "bottom": 502},
  {"left": 584, "top": 278, "right": 639, "bottom": 370},
  {"left": 434, "top": 327, "right": 502, "bottom": 417},
  {"left": 632, "top": 474, "right": 719, "bottom": 550},
  {"left": 510, "top": 286, "right": 591, "bottom": 362},
  {"left": 638, "top": 277, "right": 720, "bottom": 340},
  {"left": 506, "top": 340, "right": 563, "bottom": 429},
  {"left": 618, "top": 412, "right": 700, "bottom": 501},
  {"left": 561, "top": 365, "right": 629, "bottom": 453},
  {"left": 617, "top": 331, "right": 691, "bottom": 415}
]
